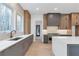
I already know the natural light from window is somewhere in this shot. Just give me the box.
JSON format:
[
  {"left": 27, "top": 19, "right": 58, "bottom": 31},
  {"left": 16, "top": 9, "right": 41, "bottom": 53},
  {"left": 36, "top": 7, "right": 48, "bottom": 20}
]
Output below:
[
  {"left": 17, "top": 14, "right": 23, "bottom": 32},
  {"left": 0, "top": 4, "right": 12, "bottom": 32}
]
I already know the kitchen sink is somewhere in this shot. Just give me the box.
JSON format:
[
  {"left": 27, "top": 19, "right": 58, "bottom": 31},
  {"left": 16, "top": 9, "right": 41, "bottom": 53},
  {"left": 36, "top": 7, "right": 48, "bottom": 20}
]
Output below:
[{"left": 9, "top": 37, "right": 22, "bottom": 41}]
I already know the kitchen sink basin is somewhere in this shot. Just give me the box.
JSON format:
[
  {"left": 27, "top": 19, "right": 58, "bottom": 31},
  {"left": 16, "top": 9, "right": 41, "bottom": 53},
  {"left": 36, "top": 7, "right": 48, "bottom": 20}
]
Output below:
[{"left": 9, "top": 37, "right": 22, "bottom": 41}]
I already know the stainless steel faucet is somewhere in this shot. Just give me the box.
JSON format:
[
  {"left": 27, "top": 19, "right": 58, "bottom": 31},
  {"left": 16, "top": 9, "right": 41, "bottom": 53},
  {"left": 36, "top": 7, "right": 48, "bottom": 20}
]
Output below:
[{"left": 10, "top": 30, "right": 16, "bottom": 38}]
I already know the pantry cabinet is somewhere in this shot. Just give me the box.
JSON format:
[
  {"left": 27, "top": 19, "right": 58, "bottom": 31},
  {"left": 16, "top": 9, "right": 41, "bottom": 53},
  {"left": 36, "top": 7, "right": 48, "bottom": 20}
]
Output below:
[{"left": 24, "top": 10, "right": 31, "bottom": 34}]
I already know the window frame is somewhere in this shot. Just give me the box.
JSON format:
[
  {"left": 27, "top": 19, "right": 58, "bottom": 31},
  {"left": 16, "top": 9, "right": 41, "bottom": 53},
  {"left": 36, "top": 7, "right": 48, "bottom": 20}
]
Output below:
[
  {"left": 16, "top": 13, "right": 24, "bottom": 32},
  {"left": 0, "top": 3, "right": 13, "bottom": 33}
]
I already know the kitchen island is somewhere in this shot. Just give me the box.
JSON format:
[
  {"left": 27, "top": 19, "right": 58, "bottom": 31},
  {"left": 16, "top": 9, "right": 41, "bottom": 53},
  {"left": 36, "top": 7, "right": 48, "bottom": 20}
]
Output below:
[
  {"left": 52, "top": 36, "right": 79, "bottom": 56},
  {"left": 0, "top": 34, "right": 33, "bottom": 56}
]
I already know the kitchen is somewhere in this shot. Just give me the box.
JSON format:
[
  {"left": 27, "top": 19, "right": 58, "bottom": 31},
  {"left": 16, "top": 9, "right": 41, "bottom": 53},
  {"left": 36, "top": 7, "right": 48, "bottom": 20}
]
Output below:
[{"left": 0, "top": 3, "right": 79, "bottom": 56}]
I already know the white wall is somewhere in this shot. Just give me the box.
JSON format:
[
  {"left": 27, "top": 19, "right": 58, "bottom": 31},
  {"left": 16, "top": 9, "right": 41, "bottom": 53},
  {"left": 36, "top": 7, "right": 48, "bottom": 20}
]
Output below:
[
  {"left": 31, "top": 14, "right": 43, "bottom": 42},
  {"left": 0, "top": 3, "right": 24, "bottom": 40}
]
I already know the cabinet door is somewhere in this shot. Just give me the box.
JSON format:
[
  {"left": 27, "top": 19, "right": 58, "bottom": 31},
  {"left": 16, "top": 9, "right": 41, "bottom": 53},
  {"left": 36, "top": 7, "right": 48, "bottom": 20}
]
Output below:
[
  {"left": 23, "top": 35, "right": 33, "bottom": 54},
  {"left": 59, "top": 14, "right": 71, "bottom": 29},
  {"left": 76, "top": 15, "right": 79, "bottom": 25},
  {"left": 71, "top": 14, "right": 76, "bottom": 25},
  {"left": 75, "top": 25, "right": 79, "bottom": 36},
  {"left": 3, "top": 43, "right": 23, "bottom": 56},
  {"left": 0, "top": 52, "right": 4, "bottom": 56},
  {"left": 71, "top": 14, "right": 79, "bottom": 25},
  {"left": 23, "top": 38, "right": 29, "bottom": 53}
]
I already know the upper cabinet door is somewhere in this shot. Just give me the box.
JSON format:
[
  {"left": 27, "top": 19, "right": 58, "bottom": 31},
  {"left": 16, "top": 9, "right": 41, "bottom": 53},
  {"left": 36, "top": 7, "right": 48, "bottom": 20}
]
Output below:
[
  {"left": 76, "top": 14, "right": 79, "bottom": 25},
  {"left": 59, "top": 14, "right": 71, "bottom": 29},
  {"left": 71, "top": 13, "right": 76, "bottom": 25},
  {"left": 71, "top": 13, "right": 79, "bottom": 25},
  {"left": 43, "top": 14, "right": 48, "bottom": 29}
]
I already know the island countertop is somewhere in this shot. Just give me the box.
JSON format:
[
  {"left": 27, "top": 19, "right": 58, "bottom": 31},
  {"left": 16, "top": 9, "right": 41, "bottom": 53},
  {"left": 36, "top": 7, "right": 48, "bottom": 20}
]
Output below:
[
  {"left": 52, "top": 36, "right": 79, "bottom": 44},
  {"left": 0, "top": 34, "right": 33, "bottom": 52},
  {"left": 52, "top": 36, "right": 79, "bottom": 56}
]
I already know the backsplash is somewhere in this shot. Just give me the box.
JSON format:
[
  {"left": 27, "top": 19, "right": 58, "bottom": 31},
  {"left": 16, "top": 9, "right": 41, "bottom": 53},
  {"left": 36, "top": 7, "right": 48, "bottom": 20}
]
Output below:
[
  {"left": 0, "top": 32, "right": 24, "bottom": 41},
  {"left": 47, "top": 26, "right": 58, "bottom": 33},
  {"left": 0, "top": 32, "right": 10, "bottom": 40}
]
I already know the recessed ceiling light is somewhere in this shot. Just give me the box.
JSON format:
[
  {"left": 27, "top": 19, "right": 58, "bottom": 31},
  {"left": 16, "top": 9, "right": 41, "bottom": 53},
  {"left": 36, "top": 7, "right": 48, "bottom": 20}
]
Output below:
[
  {"left": 36, "top": 8, "right": 39, "bottom": 11},
  {"left": 54, "top": 8, "right": 58, "bottom": 10}
]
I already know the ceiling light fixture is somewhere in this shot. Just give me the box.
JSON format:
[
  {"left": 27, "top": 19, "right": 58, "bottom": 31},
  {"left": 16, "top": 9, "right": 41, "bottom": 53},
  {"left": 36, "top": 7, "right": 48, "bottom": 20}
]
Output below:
[
  {"left": 54, "top": 8, "right": 58, "bottom": 10},
  {"left": 36, "top": 8, "right": 39, "bottom": 11}
]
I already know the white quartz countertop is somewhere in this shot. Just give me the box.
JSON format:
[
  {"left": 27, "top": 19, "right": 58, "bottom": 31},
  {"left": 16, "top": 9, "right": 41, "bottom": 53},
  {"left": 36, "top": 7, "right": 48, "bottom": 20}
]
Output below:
[
  {"left": 52, "top": 36, "right": 79, "bottom": 56},
  {"left": 52, "top": 36, "right": 79, "bottom": 44},
  {"left": 0, "top": 41, "right": 16, "bottom": 52},
  {"left": 0, "top": 34, "right": 33, "bottom": 52}
]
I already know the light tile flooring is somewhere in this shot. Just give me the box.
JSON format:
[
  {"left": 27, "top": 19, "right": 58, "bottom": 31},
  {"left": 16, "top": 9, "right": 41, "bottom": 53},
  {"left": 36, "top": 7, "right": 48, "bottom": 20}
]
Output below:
[{"left": 25, "top": 40, "right": 52, "bottom": 56}]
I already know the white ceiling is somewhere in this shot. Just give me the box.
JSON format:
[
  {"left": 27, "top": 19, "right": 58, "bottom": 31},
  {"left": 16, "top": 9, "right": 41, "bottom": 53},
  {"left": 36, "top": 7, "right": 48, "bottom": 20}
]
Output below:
[{"left": 20, "top": 3, "right": 79, "bottom": 15}]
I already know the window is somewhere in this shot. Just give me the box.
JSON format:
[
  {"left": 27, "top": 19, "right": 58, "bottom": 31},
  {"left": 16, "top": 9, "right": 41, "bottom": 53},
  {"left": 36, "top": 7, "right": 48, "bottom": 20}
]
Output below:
[
  {"left": 0, "top": 4, "right": 12, "bottom": 32},
  {"left": 17, "top": 14, "right": 23, "bottom": 32}
]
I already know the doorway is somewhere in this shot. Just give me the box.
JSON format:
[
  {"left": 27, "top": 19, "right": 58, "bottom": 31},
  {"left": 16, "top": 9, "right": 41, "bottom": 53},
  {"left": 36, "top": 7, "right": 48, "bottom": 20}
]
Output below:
[{"left": 35, "top": 21, "right": 42, "bottom": 42}]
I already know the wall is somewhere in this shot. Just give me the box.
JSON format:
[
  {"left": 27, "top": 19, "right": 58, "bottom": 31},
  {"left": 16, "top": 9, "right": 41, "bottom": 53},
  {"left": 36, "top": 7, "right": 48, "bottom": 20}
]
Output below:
[
  {"left": 31, "top": 14, "right": 43, "bottom": 42},
  {"left": 0, "top": 3, "right": 24, "bottom": 40}
]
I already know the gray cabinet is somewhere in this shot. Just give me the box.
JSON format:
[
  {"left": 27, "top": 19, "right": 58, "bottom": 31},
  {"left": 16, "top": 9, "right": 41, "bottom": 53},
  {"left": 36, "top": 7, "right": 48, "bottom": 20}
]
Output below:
[
  {"left": 23, "top": 37, "right": 29, "bottom": 54},
  {"left": 44, "top": 35, "right": 48, "bottom": 43},
  {"left": 0, "top": 52, "right": 3, "bottom": 56},
  {"left": 3, "top": 42, "right": 23, "bottom": 56},
  {"left": 0, "top": 35, "right": 33, "bottom": 56},
  {"left": 47, "top": 13, "right": 61, "bottom": 26},
  {"left": 67, "top": 44, "right": 79, "bottom": 56},
  {"left": 23, "top": 35, "right": 33, "bottom": 54}
]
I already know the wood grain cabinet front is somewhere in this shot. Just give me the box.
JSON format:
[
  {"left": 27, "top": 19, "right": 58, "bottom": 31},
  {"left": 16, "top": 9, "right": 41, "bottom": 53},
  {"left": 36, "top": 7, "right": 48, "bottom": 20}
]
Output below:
[
  {"left": 59, "top": 14, "right": 71, "bottom": 29},
  {"left": 71, "top": 13, "right": 79, "bottom": 25},
  {"left": 76, "top": 15, "right": 79, "bottom": 25}
]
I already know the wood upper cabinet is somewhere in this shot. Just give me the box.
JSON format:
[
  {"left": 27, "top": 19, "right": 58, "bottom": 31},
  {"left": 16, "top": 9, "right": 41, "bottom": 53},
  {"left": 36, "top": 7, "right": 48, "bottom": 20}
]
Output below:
[
  {"left": 24, "top": 10, "right": 31, "bottom": 34},
  {"left": 71, "top": 13, "right": 79, "bottom": 25},
  {"left": 59, "top": 14, "right": 71, "bottom": 29},
  {"left": 75, "top": 25, "right": 79, "bottom": 36},
  {"left": 43, "top": 14, "right": 48, "bottom": 29}
]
